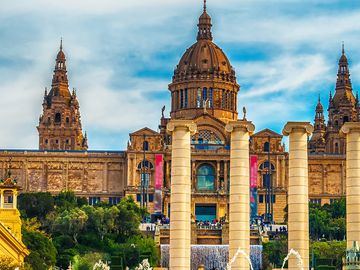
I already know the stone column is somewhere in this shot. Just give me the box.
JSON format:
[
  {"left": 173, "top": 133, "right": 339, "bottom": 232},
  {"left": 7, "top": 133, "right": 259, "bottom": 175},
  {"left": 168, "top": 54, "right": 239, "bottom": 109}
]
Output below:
[
  {"left": 167, "top": 120, "right": 197, "bottom": 270},
  {"left": 225, "top": 120, "right": 255, "bottom": 270},
  {"left": 340, "top": 122, "right": 360, "bottom": 249},
  {"left": 283, "top": 122, "right": 313, "bottom": 270}
]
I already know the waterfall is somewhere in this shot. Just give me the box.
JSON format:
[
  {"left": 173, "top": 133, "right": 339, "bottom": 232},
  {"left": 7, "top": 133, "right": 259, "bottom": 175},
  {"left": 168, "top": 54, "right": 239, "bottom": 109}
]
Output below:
[{"left": 160, "top": 245, "right": 262, "bottom": 270}]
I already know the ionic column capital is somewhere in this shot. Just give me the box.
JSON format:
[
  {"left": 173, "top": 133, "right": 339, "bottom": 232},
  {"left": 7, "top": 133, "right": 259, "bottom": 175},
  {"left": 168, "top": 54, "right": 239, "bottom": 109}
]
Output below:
[
  {"left": 340, "top": 122, "right": 360, "bottom": 135},
  {"left": 282, "top": 122, "right": 313, "bottom": 136},
  {"left": 225, "top": 120, "right": 255, "bottom": 134},
  {"left": 166, "top": 120, "right": 197, "bottom": 135}
]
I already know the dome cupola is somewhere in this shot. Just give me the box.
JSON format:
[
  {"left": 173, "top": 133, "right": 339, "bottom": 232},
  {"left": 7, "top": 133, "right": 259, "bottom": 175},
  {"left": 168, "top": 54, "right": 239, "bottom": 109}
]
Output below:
[{"left": 169, "top": 1, "right": 239, "bottom": 123}]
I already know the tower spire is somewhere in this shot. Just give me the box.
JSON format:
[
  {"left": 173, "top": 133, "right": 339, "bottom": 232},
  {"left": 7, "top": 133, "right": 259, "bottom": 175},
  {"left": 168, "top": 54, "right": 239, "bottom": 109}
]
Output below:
[
  {"left": 203, "top": 0, "right": 206, "bottom": 12},
  {"left": 60, "top": 37, "right": 63, "bottom": 51},
  {"left": 342, "top": 41, "right": 345, "bottom": 55}
]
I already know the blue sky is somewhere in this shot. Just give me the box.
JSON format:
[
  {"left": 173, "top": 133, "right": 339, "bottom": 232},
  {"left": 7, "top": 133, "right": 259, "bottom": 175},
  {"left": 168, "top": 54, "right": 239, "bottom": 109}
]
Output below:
[{"left": 1, "top": 0, "right": 360, "bottom": 150}]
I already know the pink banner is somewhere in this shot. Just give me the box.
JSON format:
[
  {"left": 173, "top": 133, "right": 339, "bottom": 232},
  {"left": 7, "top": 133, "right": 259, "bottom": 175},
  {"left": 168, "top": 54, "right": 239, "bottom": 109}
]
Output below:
[
  {"left": 250, "top": 155, "right": 257, "bottom": 188},
  {"left": 154, "top": 154, "right": 163, "bottom": 213}
]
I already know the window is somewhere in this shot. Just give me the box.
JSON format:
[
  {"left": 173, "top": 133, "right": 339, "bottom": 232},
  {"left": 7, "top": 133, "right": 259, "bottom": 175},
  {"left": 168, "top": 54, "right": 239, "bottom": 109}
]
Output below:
[
  {"left": 195, "top": 204, "right": 216, "bottom": 222},
  {"left": 138, "top": 160, "right": 153, "bottom": 169},
  {"left": 175, "top": 91, "right": 179, "bottom": 110},
  {"left": 136, "top": 194, "right": 142, "bottom": 202},
  {"left": 343, "top": 116, "right": 349, "bottom": 123},
  {"left": 335, "top": 142, "right": 339, "bottom": 154},
  {"left": 221, "top": 89, "right": 225, "bottom": 108},
  {"left": 141, "top": 173, "right": 150, "bottom": 188},
  {"left": 149, "top": 194, "right": 154, "bottom": 202},
  {"left": 66, "top": 139, "right": 69, "bottom": 144},
  {"left": 264, "top": 142, "right": 270, "bottom": 152},
  {"left": 260, "top": 161, "right": 275, "bottom": 170},
  {"left": 310, "top": 198, "right": 321, "bottom": 205},
  {"left": 197, "top": 88, "right": 202, "bottom": 108},
  {"left": 143, "top": 141, "right": 149, "bottom": 151},
  {"left": 197, "top": 164, "right": 215, "bottom": 191},
  {"left": 184, "top": 89, "right": 188, "bottom": 108},
  {"left": 180, "top": 89, "right": 184, "bottom": 108},
  {"left": 55, "top": 113, "right": 61, "bottom": 123},
  {"left": 89, "top": 197, "right": 100, "bottom": 205},
  {"left": 109, "top": 197, "right": 121, "bottom": 205},
  {"left": 45, "top": 139, "right": 48, "bottom": 144},
  {"left": 209, "top": 88, "right": 213, "bottom": 107},
  {"left": 66, "top": 117, "right": 69, "bottom": 123},
  {"left": 259, "top": 195, "right": 264, "bottom": 203},
  {"left": 56, "top": 139, "right": 59, "bottom": 144},
  {"left": 203, "top": 87, "right": 207, "bottom": 105}
]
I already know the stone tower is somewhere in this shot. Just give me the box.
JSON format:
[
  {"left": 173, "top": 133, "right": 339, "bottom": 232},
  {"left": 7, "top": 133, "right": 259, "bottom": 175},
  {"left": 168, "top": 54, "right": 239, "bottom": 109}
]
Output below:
[
  {"left": 168, "top": 1, "right": 239, "bottom": 123},
  {"left": 37, "top": 40, "right": 88, "bottom": 151},
  {"left": 309, "top": 96, "right": 326, "bottom": 153},
  {"left": 310, "top": 45, "right": 360, "bottom": 154},
  {"left": 325, "top": 45, "right": 359, "bottom": 154}
]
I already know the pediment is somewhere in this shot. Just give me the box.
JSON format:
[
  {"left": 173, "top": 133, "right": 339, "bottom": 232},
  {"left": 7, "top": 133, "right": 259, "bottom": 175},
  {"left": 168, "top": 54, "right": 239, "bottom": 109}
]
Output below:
[
  {"left": 130, "top": 127, "right": 160, "bottom": 137},
  {"left": 252, "top": 128, "right": 282, "bottom": 138}
]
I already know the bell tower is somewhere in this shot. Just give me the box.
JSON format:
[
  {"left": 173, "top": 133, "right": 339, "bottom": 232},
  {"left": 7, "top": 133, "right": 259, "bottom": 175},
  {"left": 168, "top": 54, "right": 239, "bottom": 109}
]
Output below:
[{"left": 37, "top": 40, "right": 88, "bottom": 150}]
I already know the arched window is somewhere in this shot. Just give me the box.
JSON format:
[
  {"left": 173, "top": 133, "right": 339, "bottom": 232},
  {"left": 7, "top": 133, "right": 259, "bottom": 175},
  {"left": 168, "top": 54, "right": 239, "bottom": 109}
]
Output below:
[
  {"left": 184, "top": 88, "right": 188, "bottom": 108},
  {"left": 197, "top": 88, "right": 202, "bottom": 108},
  {"left": 264, "top": 142, "right": 270, "bottom": 152},
  {"left": 203, "top": 87, "right": 208, "bottom": 105},
  {"left": 221, "top": 89, "right": 225, "bottom": 109},
  {"left": 180, "top": 89, "right": 184, "bottom": 108},
  {"left": 209, "top": 88, "right": 213, "bottom": 107},
  {"left": 55, "top": 113, "right": 61, "bottom": 123},
  {"left": 197, "top": 164, "right": 215, "bottom": 191},
  {"left": 259, "top": 161, "right": 275, "bottom": 171},
  {"left": 138, "top": 160, "right": 153, "bottom": 169},
  {"left": 143, "top": 141, "right": 149, "bottom": 151},
  {"left": 335, "top": 142, "right": 339, "bottom": 154}
]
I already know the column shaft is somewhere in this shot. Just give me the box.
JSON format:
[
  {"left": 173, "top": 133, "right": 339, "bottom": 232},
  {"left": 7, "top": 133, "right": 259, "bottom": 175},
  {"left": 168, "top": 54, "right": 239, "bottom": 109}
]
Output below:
[
  {"left": 226, "top": 121, "right": 255, "bottom": 270},
  {"left": 341, "top": 123, "right": 360, "bottom": 248},
  {"left": 167, "top": 120, "right": 196, "bottom": 270},
  {"left": 283, "top": 122, "right": 313, "bottom": 270}
]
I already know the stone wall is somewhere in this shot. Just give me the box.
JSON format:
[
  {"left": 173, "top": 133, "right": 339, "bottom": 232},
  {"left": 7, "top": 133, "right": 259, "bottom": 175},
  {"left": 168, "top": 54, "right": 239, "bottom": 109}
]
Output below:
[{"left": 0, "top": 150, "right": 127, "bottom": 199}]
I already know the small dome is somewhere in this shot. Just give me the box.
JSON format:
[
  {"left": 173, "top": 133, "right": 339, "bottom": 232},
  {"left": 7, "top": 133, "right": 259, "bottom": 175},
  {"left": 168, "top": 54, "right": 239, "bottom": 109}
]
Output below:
[{"left": 174, "top": 39, "right": 235, "bottom": 82}]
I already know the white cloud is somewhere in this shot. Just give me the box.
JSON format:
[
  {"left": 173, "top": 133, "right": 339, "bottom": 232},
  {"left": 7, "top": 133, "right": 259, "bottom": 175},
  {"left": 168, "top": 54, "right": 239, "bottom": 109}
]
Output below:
[{"left": 0, "top": 0, "right": 359, "bottom": 149}]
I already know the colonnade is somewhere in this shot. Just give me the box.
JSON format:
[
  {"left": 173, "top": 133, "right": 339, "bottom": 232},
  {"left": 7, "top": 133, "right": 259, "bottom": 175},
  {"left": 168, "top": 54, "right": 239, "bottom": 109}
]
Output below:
[{"left": 166, "top": 119, "right": 360, "bottom": 270}]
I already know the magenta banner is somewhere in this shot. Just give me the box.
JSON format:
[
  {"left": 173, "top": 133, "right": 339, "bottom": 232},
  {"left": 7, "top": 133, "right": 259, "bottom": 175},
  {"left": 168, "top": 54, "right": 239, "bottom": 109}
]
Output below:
[
  {"left": 154, "top": 154, "right": 163, "bottom": 213},
  {"left": 250, "top": 155, "right": 257, "bottom": 188}
]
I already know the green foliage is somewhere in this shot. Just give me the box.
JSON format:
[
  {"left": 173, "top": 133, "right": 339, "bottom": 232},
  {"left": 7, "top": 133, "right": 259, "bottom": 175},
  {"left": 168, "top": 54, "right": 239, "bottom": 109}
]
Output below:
[
  {"left": 53, "top": 208, "right": 88, "bottom": 243},
  {"left": 311, "top": 241, "right": 346, "bottom": 269},
  {"left": 309, "top": 198, "right": 346, "bottom": 241},
  {"left": 18, "top": 192, "right": 54, "bottom": 220},
  {"left": 72, "top": 252, "right": 109, "bottom": 270},
  {"left": 22, "top": 228, "right": 57, "bottom": 270},
  {"left": 262, "top": 238, "right": 288, "bottom": 269},
  {"left": 18, "top": 192, "right": 154, "bottom": 269}
]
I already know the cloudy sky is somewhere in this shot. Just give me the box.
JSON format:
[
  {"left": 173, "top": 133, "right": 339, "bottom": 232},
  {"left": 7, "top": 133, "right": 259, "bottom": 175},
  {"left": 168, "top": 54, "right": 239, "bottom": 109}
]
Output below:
[{"left": 1, "top": 0, "right": 360, "bottom": 150}]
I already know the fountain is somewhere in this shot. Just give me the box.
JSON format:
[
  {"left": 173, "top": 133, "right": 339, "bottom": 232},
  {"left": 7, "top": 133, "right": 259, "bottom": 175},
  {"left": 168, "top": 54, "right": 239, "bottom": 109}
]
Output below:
[
  {"left": 160, "top": 245, "right": 262, "bottom": 270},
  {"left": 227, "top": 248, "right": 255, "bottom": 270},
  {"left": 281, "top": 249, "right": 304, "bottom": 270}
]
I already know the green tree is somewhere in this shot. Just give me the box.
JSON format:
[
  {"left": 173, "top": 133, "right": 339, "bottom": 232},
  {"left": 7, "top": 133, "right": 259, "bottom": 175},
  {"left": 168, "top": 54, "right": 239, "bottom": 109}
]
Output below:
[
  {"left": 22, "top": 228, "right": 57, "bottom": 270},
  {"left": 53, "top": 208, "right": 88, "bottom": 243},
  {"left": 311, "top": 241, "right": 346, "bottom": 269},
  {"left": 262, "top": 238, "right": 288, "bottom": 269},
  {"left": 115, "top": 196, "right": 143, "bottom": 242},
  {"left": 82, "top": 205, "right": 120, "bottom": 241},
  {"left": 18, "top": 192, "right": 54, "bottom": 220}
]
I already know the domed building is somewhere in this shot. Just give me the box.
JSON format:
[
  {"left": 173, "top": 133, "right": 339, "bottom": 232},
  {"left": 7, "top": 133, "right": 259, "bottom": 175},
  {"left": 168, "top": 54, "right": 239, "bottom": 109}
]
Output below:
[{"left": 125, "top": 2, "right": 288, "bottom": 238}]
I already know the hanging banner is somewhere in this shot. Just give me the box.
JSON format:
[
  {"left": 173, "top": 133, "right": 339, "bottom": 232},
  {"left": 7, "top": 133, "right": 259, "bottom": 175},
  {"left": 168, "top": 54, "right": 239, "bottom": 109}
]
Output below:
[
  {"left": 154, "top": 154, "right": 163, "bottom": 213},
  {"left": 250, "top": 155, "right": 258, "bottom": 220}
]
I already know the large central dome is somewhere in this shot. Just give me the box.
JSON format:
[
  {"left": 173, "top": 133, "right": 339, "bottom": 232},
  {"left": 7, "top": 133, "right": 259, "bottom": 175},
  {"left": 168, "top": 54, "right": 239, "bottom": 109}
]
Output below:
[
  {"left": 169, "top": 3, "right": 239, "bottom": 122},
  {"left": 172, "top": 6, "right": 236, "bottom": 83}
]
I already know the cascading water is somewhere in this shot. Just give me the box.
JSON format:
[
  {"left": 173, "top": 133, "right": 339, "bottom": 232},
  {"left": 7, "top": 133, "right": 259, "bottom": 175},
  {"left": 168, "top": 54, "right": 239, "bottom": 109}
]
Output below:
[
  {"left": 281, "top": 249, "right": 304, "bottom": 270},
  {"left": 160, "top": 245, "right": 262, "bottom": 270}
]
